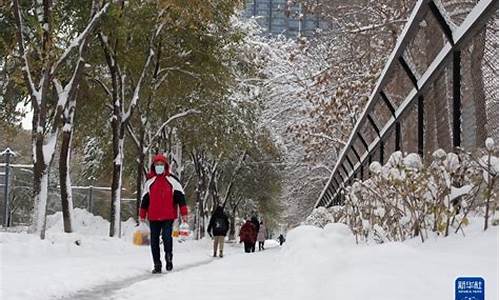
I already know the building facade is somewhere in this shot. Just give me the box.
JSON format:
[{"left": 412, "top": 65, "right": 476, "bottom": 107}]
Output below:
[{"left": 242, "top": 0, "right": 329, "bottom": 37}]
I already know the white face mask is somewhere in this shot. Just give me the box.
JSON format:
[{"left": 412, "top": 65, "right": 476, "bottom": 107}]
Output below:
[{"left": 154, "top": 164, "right": 165, "bottom": 175}]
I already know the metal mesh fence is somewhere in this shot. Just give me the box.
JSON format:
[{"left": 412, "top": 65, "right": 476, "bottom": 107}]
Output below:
[
  {"left": 0, "top": 162, "right": 138, "bottom": 227},
  {"left": 316, "top": 0, "right": 498, "bottom": 207}
]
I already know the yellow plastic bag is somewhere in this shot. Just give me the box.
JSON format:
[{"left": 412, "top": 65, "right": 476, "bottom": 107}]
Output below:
[{"left": 133, "top": 222, "right": 150, "bottom": 246}]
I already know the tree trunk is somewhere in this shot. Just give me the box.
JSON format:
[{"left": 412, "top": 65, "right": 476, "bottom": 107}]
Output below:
[
  {"left": 59, "top": 97, "right": 77, "bottom": 233},
  {"left": 110, "top": 116, "right": 125, "bottom": 237},
  {"left": 32, "top": 131, "right": 58, "bottom": 239},
  {"left": 229, "top": 211, "right": 236, "bottom": 241},
  {"left": 32, "top": 156, "right": 49, "bottom": 239},
  {"left": 199, "top": 187, "right": 205, "bottom": 238},
  {"left": 59, "top": 128, "right": 74, "bottom": 233}
]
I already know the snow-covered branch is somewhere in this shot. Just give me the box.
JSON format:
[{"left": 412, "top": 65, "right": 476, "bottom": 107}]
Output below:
[
  {"left": 345, "top": 18, "right": 408, "bottom": 34},
  {"left": 307, "top": 133, "right": 347, "bottom": 146},
  {"left": 146, "top": 109, "right": 201, "bottom": 152},
  {"left": 12, "top": 0, "right": 40, "bottom": 104},
  {"left": 123, "top": 18, "right": 167, "bottom": 123},
  {"left": 126, "top": 123, "right": 142, "bottom": 152},
  {"left": 222, "top": 151, "right": 248, "bottom": 208},
  {"left": 51, "top": 2, "right": 110, "bottom": 76}
]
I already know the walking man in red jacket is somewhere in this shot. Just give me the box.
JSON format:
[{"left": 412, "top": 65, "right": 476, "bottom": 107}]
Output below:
[{"left": 139, "top": 154, "right": 188, "bottom": 274}]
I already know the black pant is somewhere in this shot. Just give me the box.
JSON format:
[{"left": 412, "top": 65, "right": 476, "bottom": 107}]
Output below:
[
  {"left": 258, "top": 241, "right": 264, "bottom": 250},
  {"left": 244, "top": 241, "right": 253, "bottom": 253},
  {"left": 150, "top": 220, "right": 174, "bottom": 267}
]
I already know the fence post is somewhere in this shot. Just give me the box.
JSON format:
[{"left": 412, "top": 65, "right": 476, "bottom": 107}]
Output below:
[
  {"left": 452, "top": 50, "right": 461, "bottom": 149},
  {"left": 395, "top": 122, "right": 401, "bottom": 151},
  {"left": 88, "top": 185, "right": 94, "bottom": 214},
  {"left": 418, "top": 96, "right": 424, "bottom": 156},
  {"left": 380, "top": 140, "right": 384, "bottom": 163},
  {"left": 1, "top": 148, "right": 14, "bottom": 227}
]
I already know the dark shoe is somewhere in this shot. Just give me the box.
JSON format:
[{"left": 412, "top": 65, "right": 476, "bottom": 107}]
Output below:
[
  {"left": 166, "top": 254, "right": 173, "bottom": 271},
  {"left": 152, "top": 266, "right": 162, "bottom": 274},
  {"left": 219, "top": 252, "right": 223, "bottom": 258},
  {"left": 213, "top": 252, "right": 217, "bottom": 257}
]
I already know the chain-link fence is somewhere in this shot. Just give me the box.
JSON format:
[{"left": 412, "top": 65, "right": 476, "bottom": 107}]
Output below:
[
  {"left": 0, "top": 157, "right": 138, "bottom": 227},
  {"left": 316, "top": 0, "right": 498, "bottom": 208}
]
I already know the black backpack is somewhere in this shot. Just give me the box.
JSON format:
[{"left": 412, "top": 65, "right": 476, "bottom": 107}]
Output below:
[{"left": 213, "top": 216, "right": 227, "bottom": 232}]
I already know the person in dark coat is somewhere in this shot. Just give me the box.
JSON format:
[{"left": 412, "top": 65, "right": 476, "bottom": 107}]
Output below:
[
  {"left": 139, "top": 153, "right": 188, "bottom": 274},
  {"left": 250, "top": 216, "right": 260, "bottom": 252},
  {"left": 278, "top": 234, "right": 286, "bottom": 246},
  {"left": 207, "top": 206, "right": 229, "bottom": 258},
  {"left": 239, "top": 219, "right": 257, "bottom": 253}
]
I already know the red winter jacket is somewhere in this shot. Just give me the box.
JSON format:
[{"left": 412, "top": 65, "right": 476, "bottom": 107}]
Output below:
[
  {"left": 239, "top": 221, "right": 257, "bottom": 244},
  {"left": 139, "top": 154, "right": 188, "bottom": 221}
]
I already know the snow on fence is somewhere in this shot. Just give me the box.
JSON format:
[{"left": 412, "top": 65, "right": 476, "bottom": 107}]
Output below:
[{"left": 315, "top": 0, "right": 499, "bottom": 208}]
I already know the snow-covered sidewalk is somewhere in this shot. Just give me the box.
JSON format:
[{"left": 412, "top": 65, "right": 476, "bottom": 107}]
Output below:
[
  {"left": 0, "top": 209, "right": 241, "bottom": 300},
  {"left": 109, "top": 243, "right": 284, "bottom": 300},
  {"left": 109, "top": 221, "right": 498, "bottom": 300},
  {"left": 1, "top": 209, "right": 498, "bottom": 300}
]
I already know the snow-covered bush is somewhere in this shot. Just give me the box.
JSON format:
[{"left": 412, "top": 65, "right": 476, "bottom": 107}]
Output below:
[
  {"left": 306, "top": 139, "right": 499, "bottom": 244},
  {"left": 303, "top": 207, "right": 334, "bottom": 228}
]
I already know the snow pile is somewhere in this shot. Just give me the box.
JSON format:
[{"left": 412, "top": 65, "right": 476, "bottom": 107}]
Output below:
[
  {"left": 46, "top": 208, "right": 136, "bottom": 238},
  {"left": 277, "top": 220, "right": 498, "bottom": 300},
  {"left": 282, "top": 223, "right": 354, "bottom": 266}
]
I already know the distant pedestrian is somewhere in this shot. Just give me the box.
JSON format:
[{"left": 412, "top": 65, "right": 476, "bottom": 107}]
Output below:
[
  {"left": 257, "top": 221, "right": 267, "bottom": 251},
  {"left": 278, "top": 234, "right": 285, "bottom": 246},
  {"left": 250, "top": 216, "right": 260, "bottom": 252},
  {"left": 207, "top": 206, "right": 229, "bottom": 258},
  {"left": 139, "top": 153, "right": 188, "bottom": 274},
  {"left": 239, "top": 219, "right": 257, "bottom": 253}
]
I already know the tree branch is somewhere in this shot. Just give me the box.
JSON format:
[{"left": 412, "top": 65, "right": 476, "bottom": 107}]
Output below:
[
  {"left": 89, "top": 76, "right": 112, "bottom": 97},
  {"left": 12, "top": 0, "right": 39, "bottom": 103},
  {"left": 222, "top": 151, "right": 248, "bottom": 209},
  {"left": 123, "top": 14, "right": 167, "bottom": 123},
  {"left": 50, "top": 2, "right": 110, "bottom": 76},
  {"left": 146, "top": 109, "right": 201, "bottom": 152},
  {"left": 307, "top": 132, "right": 347, "bottom": 146},
  {"left": 126, "top": 123, "right": 141, "bottom": 152}
]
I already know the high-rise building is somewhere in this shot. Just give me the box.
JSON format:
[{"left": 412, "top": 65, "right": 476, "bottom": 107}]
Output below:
[{"left": 242, "top": 0, "right": 329, "bottom": 37}]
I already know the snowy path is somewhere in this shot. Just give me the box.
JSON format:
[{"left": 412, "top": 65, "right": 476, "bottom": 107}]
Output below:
[
  {"left": 109, "top": 223, "right": 497, "bottom": 300},
  {"left": 108, "top": 245, "right": 285, "bottom": 300},
  {"left": 57, "top": 257, "right": 218, "bottom": 300},
  {"left": 57, "top": 246, "right": 283, "bottom": 300}
]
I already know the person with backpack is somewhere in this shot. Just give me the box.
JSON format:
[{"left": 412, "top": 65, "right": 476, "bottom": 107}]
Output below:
[
  {"left": 257, "top": 221, "right": 267, "bottom": 251},
  {"left": 207, "top": 206, "right": 229, "bottom": 258},
  {"left": 139, "top": 153, "right": 188, "bottom": 274},
  {"left": 239, "top": 219, "right": 257, "bottom": 253}
]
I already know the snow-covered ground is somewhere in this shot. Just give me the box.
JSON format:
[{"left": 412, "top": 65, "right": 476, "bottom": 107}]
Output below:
[{"left": 1, "top": 209, "right": 498, "bottom": 300}]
